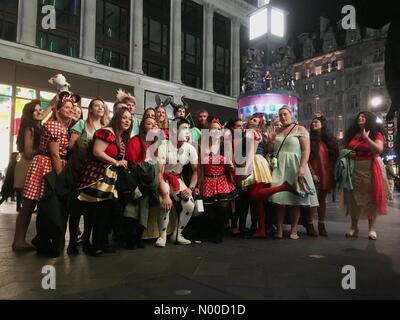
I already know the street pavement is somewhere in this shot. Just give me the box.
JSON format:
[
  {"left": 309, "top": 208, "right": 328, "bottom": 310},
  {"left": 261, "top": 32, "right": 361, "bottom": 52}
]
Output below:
[{"left": 0, "top": 193, "right": 399, "bottom": 300}]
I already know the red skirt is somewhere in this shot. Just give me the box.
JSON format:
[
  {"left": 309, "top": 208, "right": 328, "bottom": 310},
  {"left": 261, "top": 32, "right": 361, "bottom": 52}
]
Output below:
[
  {"left": 23, "top": 155, "right": 66, "bottom": 200},
  {"left": 202, "top": 175, "right": 237, "bottom": 204}
]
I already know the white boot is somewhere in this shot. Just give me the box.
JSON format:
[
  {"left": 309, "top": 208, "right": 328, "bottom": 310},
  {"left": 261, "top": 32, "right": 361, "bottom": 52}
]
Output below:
[
  {"left": 155, "top": 209, "right": 169, "bottom": 248},
  {"left": 171, "top": 197, "right": 195, "bottom": 245},
  {"left": 155, "top": 236, "right": 166, "bottom": 247},
  {"left": 170, "top": 233, "right": 191, "bottom": 245}
]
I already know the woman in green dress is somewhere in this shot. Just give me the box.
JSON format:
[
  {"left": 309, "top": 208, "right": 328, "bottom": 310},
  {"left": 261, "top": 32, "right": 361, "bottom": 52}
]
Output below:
[{"left": 267, "top": 106, "right": 319, "bottom": 240}]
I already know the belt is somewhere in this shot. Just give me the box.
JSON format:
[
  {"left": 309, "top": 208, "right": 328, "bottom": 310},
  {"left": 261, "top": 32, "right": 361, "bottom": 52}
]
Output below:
[{"left": 204, "top": 173, "right": 225, "bottom": 178}]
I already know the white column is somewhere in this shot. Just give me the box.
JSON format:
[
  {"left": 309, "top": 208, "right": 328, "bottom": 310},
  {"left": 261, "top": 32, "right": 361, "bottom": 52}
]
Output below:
[
  {"left": 17, "top": 0, "right": 38, "bottom": 47},
  {"left": 170, "top": 0, "right": 182, "bottom": 83},
  {"left": 231, "top": 18, "right": 241, "bottom": 97},
  {"left": 203, "top": 3, "right": 214, "bottom": 92},
  {"left": 130, "top": 0, "right": 144, "bottom": 74},
  {"left": 80, "top": 0, "right": 97, "bottom": 62}
]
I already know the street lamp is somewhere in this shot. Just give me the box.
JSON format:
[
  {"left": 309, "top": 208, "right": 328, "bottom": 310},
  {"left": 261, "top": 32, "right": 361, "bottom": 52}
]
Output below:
[
  {"left": 371, "top": 96, "right": 383, "bottom": 108},
  {"left": 249, "top": 1, "right": 287, "bottom": 41}
]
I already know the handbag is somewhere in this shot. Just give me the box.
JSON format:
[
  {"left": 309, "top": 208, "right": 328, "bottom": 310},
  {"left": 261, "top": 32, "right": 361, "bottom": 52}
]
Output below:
[
  {"left": 192, "top": 199, "right": 204, "bottom": 217},
  {"left": 116, "top": 163, "right": 138, "bottom": 194},
  {"left": 137, "top": 162, "right": 156, "bottom": 192},
  {"left": 269, "top": 124, "right": 298, "bottom": 170}
]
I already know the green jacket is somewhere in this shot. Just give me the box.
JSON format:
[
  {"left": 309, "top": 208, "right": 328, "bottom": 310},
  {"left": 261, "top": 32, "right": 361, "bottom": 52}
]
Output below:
[{"left": 334, "top": 149, "right": 354, "bottom": 191}]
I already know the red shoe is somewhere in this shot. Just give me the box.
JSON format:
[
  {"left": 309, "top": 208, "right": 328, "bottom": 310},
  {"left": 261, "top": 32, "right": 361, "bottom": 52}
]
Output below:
[{"left": 251, "top": 229, "right": 266, "bottom": 239}]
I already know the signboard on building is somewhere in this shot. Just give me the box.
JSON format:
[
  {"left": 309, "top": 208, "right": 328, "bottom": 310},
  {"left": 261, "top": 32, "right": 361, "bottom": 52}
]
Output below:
[
  {"left": 238, "top": 91, "right": 298, "bottom": 121},
  {"left": 383, "top": 116, "right": 396, "bottom": 160}
]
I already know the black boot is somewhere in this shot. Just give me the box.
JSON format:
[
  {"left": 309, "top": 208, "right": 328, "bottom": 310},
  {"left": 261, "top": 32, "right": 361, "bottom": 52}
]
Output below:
[
  {"left": 136, "top": 225, "right": 146, "bottom": 249},
  {"left": 124, "top": 217, "right": 137, "bottom": 250}
]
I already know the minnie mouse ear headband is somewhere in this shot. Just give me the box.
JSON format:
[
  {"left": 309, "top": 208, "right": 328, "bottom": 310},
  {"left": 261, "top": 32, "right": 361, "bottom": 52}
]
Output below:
[{"left": 58, "top": 91, "right": 81, "bottom": 106}]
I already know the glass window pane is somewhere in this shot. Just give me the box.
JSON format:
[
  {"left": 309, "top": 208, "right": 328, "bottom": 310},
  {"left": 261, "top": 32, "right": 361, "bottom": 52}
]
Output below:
[
  {"left": 121, "top": 55, "right": 128, "bottom": 70},
  {"left": 97, "top": 0, "right": 104, "bottom": 26},
  {"left": 196, "top": 37, "right": 202, "bottom": 64},
  {"left": 16, "top": 87, "right": 36, "bottom": 99},
  {"left": 0, "top": 95, "right": 11, "bottom": 169},
  {"left": 0, "top": 0, "right": 18, "bottom": 13},
  {"left": 48, "top": 34, "right": 68, "bottom": 55},
  {"left": 143, "top": 17, "right": 149, "bottom": 46},
  {"left": 150, "top": 19, "right": 161, "bottom": 52},
  {"left": 0, "top": 85, "right": 12, "bottom": 97},
  {"left": 225, "top": 49, "right": 230, "bottom": 68},
  {"left": 110, "top": 51, "right": 120, "bottom": 68},
  {"left": 105, "top": 2, "right": 119, "bottom": 40},
  {"left": 162, "top": 24, "right": 168, "bottom": 47},
  {"left": 40, "top": 91, "right": 56, "bottom": 102},
  {"left": 121, "top": 8, "right": 129, "bottom": 41},
  {"left": 95, "top": 47, "right": 103, "bottom": 63},
  {"left": 186, "top": 34, "right": 195, "bottom": 56},
  {"left": 0, "top": 20, "right": 16, "bottom": 41}
]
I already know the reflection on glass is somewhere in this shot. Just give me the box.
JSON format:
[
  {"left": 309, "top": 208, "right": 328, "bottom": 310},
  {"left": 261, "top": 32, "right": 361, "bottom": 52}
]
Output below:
[
  {"left": 0, "top": 95, "right": 11, "bottom": 170},
  {"left": 16, "top": 87, "right": 36, "bottom": 99},
  {"left": 40, "top": 91, "right": 56, "bottom": 103},
  {"left": 0, "top": 84, "right": 12, "bottom": 97}
]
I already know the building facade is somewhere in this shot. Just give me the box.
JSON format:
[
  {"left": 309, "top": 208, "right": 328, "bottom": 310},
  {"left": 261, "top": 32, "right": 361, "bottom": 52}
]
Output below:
[
  {"left": 0, "top": 0, "right": 256, "bottom": 170},
  {"left": 292, "top": 17, "right": 390, "bottom": 139}
]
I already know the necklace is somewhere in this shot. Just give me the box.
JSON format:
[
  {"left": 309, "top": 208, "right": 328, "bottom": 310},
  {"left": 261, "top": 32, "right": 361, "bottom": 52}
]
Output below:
[{"left": 282, "top": 123, "right": 293, "bottom": 128}]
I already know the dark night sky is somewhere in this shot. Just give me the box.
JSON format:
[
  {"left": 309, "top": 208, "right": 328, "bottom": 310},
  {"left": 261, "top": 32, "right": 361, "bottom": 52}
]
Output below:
[{"left": 269, "top": 0, "right": 351, "bottom": 39}]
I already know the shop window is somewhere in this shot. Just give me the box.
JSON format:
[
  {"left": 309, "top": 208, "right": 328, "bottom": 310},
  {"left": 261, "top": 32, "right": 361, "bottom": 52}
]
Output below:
[{"left": 0, "top": 84, "right": 12, "bottom": 170}]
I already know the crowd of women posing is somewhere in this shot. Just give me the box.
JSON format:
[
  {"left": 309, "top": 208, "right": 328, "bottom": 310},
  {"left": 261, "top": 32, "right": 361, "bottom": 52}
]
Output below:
[{"left": 7, "top": 91, "right": 389, "bottom": 257}]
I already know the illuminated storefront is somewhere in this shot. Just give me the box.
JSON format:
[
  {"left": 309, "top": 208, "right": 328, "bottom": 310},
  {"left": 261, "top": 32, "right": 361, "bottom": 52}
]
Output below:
[{"left": 0, "top": 81, "right": 114, "bottom": 173}]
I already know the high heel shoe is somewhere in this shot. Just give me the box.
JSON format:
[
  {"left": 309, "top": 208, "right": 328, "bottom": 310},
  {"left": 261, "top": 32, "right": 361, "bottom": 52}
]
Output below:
[
  {"left": 289, "top": 231, "right": 299, "bottom": 240},
  {"left": 306, "top": 223, "right": 318, "bottom": 237},
  {"left": 284, "top": 181, "right": 305, "bottom": 197},
  {"left": 346, "top": 229, "right": 359, "bottom": 238},
  {"left": 297, "top": 177, "right": 316, "bottom": 196},
  {"left": 368, "top": 230, "right": 377, "bottom": 240},
  {"left": 318, "top": 223, "right": 328, "bottom": 237}
]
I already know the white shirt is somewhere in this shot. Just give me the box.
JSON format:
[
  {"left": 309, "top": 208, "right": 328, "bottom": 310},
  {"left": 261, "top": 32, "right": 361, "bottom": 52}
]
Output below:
[{"left": 158, "top": 140, "right": 198, "bottom": 174}]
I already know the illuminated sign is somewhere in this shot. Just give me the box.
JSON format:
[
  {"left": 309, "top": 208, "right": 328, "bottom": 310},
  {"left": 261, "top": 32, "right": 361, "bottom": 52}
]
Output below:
[{"left": 238, "top": 93, "right": 298, "bottom": 120}]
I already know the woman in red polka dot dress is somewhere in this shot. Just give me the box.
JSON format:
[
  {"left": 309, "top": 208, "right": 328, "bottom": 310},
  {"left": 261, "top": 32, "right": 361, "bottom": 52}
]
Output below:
[
  {"left": 12, "top": 92, "right": 76, "bottom": 252},
  {"left": 196, "top": 118, "right": 238, "bottom": 243}
]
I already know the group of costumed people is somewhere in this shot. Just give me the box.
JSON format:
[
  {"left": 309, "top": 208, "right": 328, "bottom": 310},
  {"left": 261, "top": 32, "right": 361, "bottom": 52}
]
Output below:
[{"left": 1, "top": 81, "right": 390, "bottom": 257}]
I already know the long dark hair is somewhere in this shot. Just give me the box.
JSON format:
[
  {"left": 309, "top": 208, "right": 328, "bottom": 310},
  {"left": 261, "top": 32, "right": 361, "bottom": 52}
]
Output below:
[
  {"left": 16, "top": 100, "right": 42, "bottom": 153},
  {"left": 138, "top": 116, "right": 157, "bottom": 161},
  {"left": 108, "top": 107, "right": 132, "bottom": 153},
  {"left": 226, "top": 118, "right": 242, "bottom": 134},
  {"left": 310, "top": 116, "right": 339, "bottom": 163},
  {"left": 344, "top": 111, "right": 383, "bottom": 146}
]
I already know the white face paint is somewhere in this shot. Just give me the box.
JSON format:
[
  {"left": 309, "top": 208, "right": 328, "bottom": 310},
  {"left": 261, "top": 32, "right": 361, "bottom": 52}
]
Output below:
[{"left": 178, "top": 123, "right": 191, "bottom": 142}]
